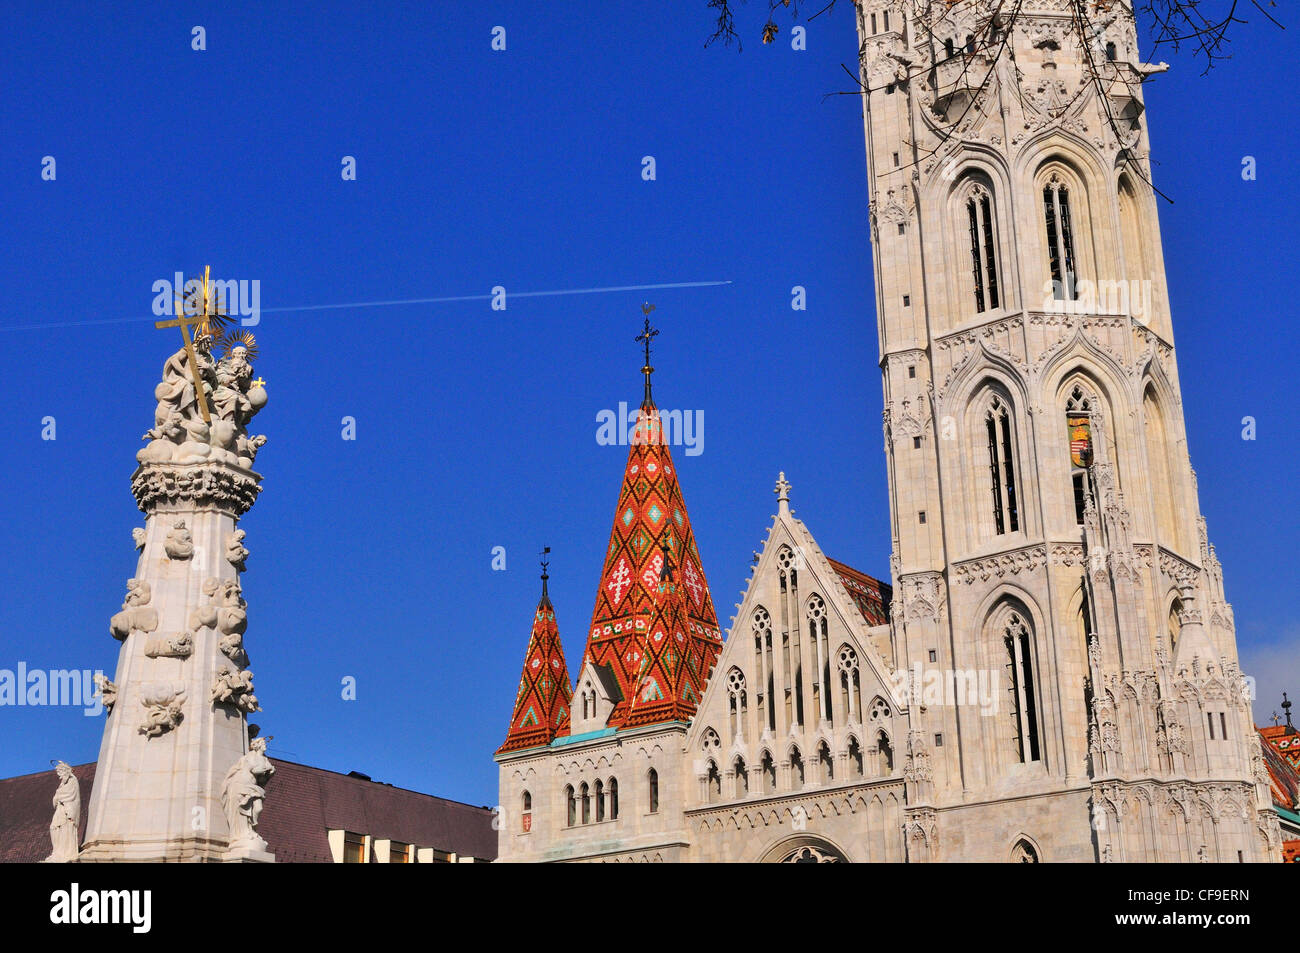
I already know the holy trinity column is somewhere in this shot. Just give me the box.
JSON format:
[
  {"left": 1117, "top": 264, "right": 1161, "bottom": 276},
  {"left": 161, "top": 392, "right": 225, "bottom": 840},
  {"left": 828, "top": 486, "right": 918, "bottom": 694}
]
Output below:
[{"left": 78, "top": 272, "right": 274, "bottom": 862}]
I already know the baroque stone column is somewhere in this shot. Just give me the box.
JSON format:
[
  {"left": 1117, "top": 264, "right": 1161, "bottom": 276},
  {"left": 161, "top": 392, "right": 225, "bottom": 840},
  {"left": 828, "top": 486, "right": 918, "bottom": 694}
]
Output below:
[{"left": 80, "top": 331, "right": 270, "bottom": 862}]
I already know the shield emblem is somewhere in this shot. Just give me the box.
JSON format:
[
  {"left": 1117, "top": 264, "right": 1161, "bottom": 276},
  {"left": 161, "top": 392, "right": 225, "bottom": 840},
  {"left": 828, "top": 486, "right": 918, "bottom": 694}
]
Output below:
[{"left": 1068, "top": 416, "right": 1092, "bottom": 468}]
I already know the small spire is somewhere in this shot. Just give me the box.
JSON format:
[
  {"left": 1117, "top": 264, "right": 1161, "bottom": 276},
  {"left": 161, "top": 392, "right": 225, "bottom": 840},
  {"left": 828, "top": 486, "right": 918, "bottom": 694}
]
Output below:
[
  {"left": 1284, "top": 692, "right": 1294, "bottom": 733},
  {"left": 636, "top": 302, "right": 659, "bottom": 406},
  {"left": 539, "top": 546, "right": 551, "bottom": 606},
  {"left": 775, "top": 471, "right": 792, "bottom": 516}
]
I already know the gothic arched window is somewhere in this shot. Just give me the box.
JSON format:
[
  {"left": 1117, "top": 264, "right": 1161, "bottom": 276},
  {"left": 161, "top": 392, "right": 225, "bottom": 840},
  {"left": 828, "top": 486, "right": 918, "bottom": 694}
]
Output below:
[
  {"left": 762, "top": 750, "right": 777, "bottom": 793},
  {"left": 706, "top": 761, "right": 722, "bottom": 803},
  {"left": 648, "top": 768, "right": 659, "bottom": 814},
  {"left": 580, "top": 782, "right": 591, "bottom": 824},
  {"left": 1044, "top": 174, "right": 1078, "bottom": 299},
  {"left": 966, "top": 187, "right": 1001, "bottom": 312},
  {"left": 1005, "top": 613, "right": 1041, "bottom": 763},
  {"left": 877, "top": 730, "right": 894, "bottom": 773},
  {"left": 734, "top": 756, "right": 749, "bottom": 797},
  {"left": 849, "top": 736, "right": 865, "bottom": 778},
  {"left": 790, "top": 746, "right": 805, "bottom": 787},
  {"left": 818, "top": 741, "right": 834, "bottom": 781},
  {"left": 984, "top": 395, "right": 1020, "bottom": 535},
  {"left": 1012, "top": 838, "right": 1040, "bottom": 862},
  {"left": 595, "top": 779, "right": 605, "bottom": 822},
  {"left": 565, "top": 785, "right": 576, "bottom": 827},
  {"left": 609, "top": 777, "right": 619, "bottom": 820},
  {"left": 1067, "top": 386, "right": 1096, "bottom": 524}
]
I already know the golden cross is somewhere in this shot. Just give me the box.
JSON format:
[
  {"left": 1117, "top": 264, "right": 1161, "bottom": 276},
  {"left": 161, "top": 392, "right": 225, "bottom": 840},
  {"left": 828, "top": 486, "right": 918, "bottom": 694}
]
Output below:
[{"left": 154, "top": 265, "right": 215, "bottom": 423}]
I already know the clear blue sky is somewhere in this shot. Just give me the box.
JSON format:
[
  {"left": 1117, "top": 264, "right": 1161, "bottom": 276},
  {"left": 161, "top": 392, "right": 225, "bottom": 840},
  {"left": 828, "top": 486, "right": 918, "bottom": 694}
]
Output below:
[{"left": 0, "top": 2, "right": 1294, "bottom": 805}]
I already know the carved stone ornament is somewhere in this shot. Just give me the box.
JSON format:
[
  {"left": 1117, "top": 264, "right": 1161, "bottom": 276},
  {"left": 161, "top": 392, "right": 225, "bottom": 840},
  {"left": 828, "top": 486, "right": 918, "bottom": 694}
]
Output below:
[
  {"left": 109, "top": 578, "right": 159, "bottom": 642},
  {"left": 132, "top": 463, "right": 263, "bottom": 517},
  {"left": 92, "top": 674, "right": 117, "bottom": 713},
  {"left": 132, "top": 527, "right": 146, "bottom": 550},
  {"left": 212, "top": 669, "right": 260, "bottom": 713},
  {"left": 163, "top": 520, "right": 195, "bottom": 560},
  {"left": 139, "top": 682, "right": 186, "bottom": 738},
  {"left": 144, "top": 631, "right": 195, "bottom": 660},
  {"left": 225, "top": 529, "right": 249, "bottom": 570}
]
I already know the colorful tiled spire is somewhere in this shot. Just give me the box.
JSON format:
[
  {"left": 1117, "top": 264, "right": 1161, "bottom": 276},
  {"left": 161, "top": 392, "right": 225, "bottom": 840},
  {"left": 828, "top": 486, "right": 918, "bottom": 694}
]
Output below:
[
  {"left": 498, "top": 555, "right": 573, "bottom": 753},
  {"left": 568, "top": 308, "right": 722, "bottom": 732}
]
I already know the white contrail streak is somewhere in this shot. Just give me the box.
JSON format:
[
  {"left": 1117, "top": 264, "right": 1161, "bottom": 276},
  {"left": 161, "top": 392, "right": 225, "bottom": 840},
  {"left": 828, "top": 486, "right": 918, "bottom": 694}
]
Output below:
[{"left": 0, "top": 279, "right": 733, "bottom": 332}]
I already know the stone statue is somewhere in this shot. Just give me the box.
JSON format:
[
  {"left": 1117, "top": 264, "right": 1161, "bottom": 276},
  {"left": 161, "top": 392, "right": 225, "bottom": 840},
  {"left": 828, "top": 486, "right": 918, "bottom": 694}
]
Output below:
[
  {"left": 164, "top": 520, "right": 195, "bottom": 560},
  {"left": 109, "top": 578, "right": 159, "bottom": 641},
  {"left": 138, "top": 682, "right": 186, "bottom": 738},
  {"left": 44, "top": 762, "right": 80, "bottom": 862},
  {"left": 92, "top": 674, "right": 117, "bottom": 712},
  {"left": 132, "top": 527, "right": 147, "bottom": 550},
  {"left": 222, "top": 737, "right": 275, "bottom": 852},
  {"left": 225, "top": 529, "right": 249, "bottom": 570},
  {"left": 212, "top": 669, "right": 259, "bottom": 713},
  {"left": 144, "top": 632, "right": 194, "bottom": 659}
]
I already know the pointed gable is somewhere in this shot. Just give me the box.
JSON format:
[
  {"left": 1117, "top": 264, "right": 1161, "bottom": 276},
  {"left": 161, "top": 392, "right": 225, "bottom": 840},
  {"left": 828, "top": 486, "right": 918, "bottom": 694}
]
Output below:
[
  {"left": 499, "top": 580, "right": 573, "bottom": 753},
  {"left": 574, "top": 401, "right": 721, "bottom": 732}
]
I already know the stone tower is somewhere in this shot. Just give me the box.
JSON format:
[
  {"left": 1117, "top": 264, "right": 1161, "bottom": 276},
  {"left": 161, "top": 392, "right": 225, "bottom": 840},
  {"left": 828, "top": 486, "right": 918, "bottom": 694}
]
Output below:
[
  {"left": 79, "top": 311, "right": 272, "bottom": 863},
  {"left": 854, "top": 0, "right": 1280, "bottom": 859}
]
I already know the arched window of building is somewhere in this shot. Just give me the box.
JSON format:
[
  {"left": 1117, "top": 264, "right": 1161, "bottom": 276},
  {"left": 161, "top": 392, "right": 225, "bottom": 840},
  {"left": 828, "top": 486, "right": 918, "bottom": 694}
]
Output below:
[
  {"left": 595, "top": 779, "right": 605, "bottom": 822},
  {"left": 984, "top": 394, "right": 1020, "bottom": 535},
  {"left": 762, "top": 751, "right": 777, "bottom": 793},
  {"left": 734, "top": 756, "right": 749, "bottom": 797},
  {"left": 877, "top": 731, "right": 894, "bottom": 773},
  {"left": 1005, "top": 613, "right": 1041, "bottom": 762},
  {"left": 944, "top": 37, "right": 955, "bottom": 58},
  {"left": 790, "top": 746, "right": 805, "bottom": 787},
  {"left": 1168, "top": 597, "right": 1183, "bottom": 655},
  {"left": 837, "top": 645, "right": 862, "bottom": 722},
  {"left": 706, "top": 760, "right": 722, "bottom": 803},
  {"left": 807, "top": 595, "right": 832, "bottom": 726},
  {"left": 726, "top": 667, "right": 747, "bottom": 741},
  {"left": 565, "top": 785, "right": 576, "bottom": 827},
  {"left": 965, "top": 33, "right": 975, "bottom": 53},
  {"left": 580, "top": 783, "right": 591, "bottom": 824},
  {"left": 966, "top": 187, "right": 1001, "bottom": 312},
  {"left": 1012, "top": 838, "right": 1040, "bottom": 862},
  {"left": 1067, "top": 386, "right": 1096, "bottom": 524},
  {"left": 818, "top": 741, "right": 834, "bottom": 781},
  {"left": 648, "top": 768, "right": 659, "bottom": 814},
  {"left": 609, "top": 777, "right": 619, "bottom": 819},
  {"left": 849, "top": 736, "right": 865, "bottom": 778},
  {"left": 521, "top": 790, "right": 532, "bottom": 832},
  {"left": 1043, "top": 173, "right": 1078, "bottom": 299},
  {"left": 1144, "top": 385, "right": 1179, "bottom": 548},
  {"left": 1105, "top": 41, "right": 1117, "bottom": 61}
]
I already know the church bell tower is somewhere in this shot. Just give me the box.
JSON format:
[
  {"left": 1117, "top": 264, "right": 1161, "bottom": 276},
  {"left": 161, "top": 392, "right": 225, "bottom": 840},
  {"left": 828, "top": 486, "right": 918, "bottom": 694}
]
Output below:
[{"left": 854, "top": 0, "right": 1280, "bottom": 860}]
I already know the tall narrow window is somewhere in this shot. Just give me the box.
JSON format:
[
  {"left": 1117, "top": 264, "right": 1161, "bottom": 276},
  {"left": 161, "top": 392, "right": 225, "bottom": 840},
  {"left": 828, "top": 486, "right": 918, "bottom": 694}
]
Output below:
[
  {"left": 1005, "top": 614, "right": 1041, "bottom": 763},
  {"left": 762, "top": 751, "right": 777, "bottom": 792},
  {"left": 871, "top": 12, "right": 877, "bottom": 33},
  {"left": 877, "top": 731, "right": 894, "bottom": 773},
  {"left": 967, "top": 191, "right": 1000, "bottom": 312},
  {"left": 985, "top": 396, "right": 1019, "bottom": 534},
  {"left": 565, "top": 786, "right": 576, "bottom": 827},
  {"left": 1044, "top": 175, "right": 1078, "bottom": 299},
  {"left": 883, "top": 11, "right": 890, "bottom": 31},
  {"left": 521, "top": 790, "right": 532, "bottom": 832},
  {"left": 945, "top": 37, "right": 955, "bottom": 58},
  {"left": 609, "top": 778, "right": 619, "bottom": 819},
  {"left": 580, "top": 783, "right": 591, "bottom": 824},
  {"left": 647, "top": 768, "right": 659, "bottom": 814},
  {"left": 706, "top": 761, "right": 722, "bottom": 803},
  {"left": 1067, "top": 388, "right": 1095, "bottom": 524},
  {"left": 595, "top": 779, "right": 605, "bottom": 821}
]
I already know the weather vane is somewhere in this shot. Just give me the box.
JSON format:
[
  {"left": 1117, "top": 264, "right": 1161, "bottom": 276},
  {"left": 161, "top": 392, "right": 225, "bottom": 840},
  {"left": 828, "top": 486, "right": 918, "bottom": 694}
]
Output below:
[
  {"left": 153, "top": 265, "right": 234, "bottom": 424},
  {"left": 540, "top": 546, "right": 551, "bottom": 578},
  {"left": 636, "top": 302, "right": 658, "bottom": 403}
]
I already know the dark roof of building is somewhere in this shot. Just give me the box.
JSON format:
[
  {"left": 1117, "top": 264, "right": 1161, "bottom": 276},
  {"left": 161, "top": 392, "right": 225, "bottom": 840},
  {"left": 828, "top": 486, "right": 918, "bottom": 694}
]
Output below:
[
  {"left": 0, "top": 759, "right": 497, "bottom": 864},
  {"left": 826, "top": 557, "right": 892, "bottom": 627}
]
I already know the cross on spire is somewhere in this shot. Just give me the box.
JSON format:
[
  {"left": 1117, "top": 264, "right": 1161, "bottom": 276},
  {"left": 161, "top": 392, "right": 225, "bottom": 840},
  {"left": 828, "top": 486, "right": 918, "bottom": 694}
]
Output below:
[
  {"left": 539, "top": 546, "right": 551, "bottom": 605},
  {"left": 636, "top": 302, "right": 658, "bottom": 405}
]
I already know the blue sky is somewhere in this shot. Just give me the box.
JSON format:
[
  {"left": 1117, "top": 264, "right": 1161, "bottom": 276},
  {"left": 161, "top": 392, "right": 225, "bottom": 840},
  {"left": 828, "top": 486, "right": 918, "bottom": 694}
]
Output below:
[{"left": 0, "top": 2, "right": 1294, "bottom": 805}]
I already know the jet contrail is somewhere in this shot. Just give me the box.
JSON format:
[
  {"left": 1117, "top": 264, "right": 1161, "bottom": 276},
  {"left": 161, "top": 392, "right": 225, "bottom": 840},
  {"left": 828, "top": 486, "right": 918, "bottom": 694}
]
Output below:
[{"left": 0, "top": 279, "right": 733, "bottom": 332}]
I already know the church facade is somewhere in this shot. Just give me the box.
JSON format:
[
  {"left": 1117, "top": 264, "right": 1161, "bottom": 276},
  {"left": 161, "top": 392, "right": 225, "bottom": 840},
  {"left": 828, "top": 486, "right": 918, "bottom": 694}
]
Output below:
[{"left": 493, "top": 0, "right": 1283, "bottom": 862}]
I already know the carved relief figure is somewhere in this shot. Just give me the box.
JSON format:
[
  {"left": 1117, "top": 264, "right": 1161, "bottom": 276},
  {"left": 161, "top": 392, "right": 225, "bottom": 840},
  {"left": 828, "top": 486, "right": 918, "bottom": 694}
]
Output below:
[
  {"left": 139, "top": 682, "right": 186, "bottom": 737},
  {"left": 109, "top": 578, "right": 158, "bottom": 641},
  {"left": 164, "top": 520, "right": 195, "bottom": 560},
  {"left": 212, "top": 669, "right": 260, "bottom": 713},
  {"left": 144, "top": 632, "right": 194, "bottom": 659},
  {"left": 44, "top": 761, "right": 81, "bottom": 863},
  {"left": 225, "top": 529, "right": 249, "bottom": 570},
  {"left": 222, "top": 737, "right": 275, "bottom": 852},
  {"left": 92, "top": 674, "right": 117, "bottom": 713}
]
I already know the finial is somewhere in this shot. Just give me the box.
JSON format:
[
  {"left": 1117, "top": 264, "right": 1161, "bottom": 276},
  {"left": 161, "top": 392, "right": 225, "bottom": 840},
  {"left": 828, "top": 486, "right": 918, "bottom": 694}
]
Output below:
[
  {"left": 1271, "top": 710, "right": 1281, "bottom": 727},
  {"left": 775, "top": 471, "right": 792, "bottom": 516},
  {"left": 659, "top": 538, "right": 675, "bottom": 583},
  {"left": 1284, "top": 692, "right": 1294, "bottom": 732},
  {"left": 636, "top": 303, "right": 659, "bottom": 406},
  {"left": 539, "top": 546, "right": 551, "bottom": 605}
]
